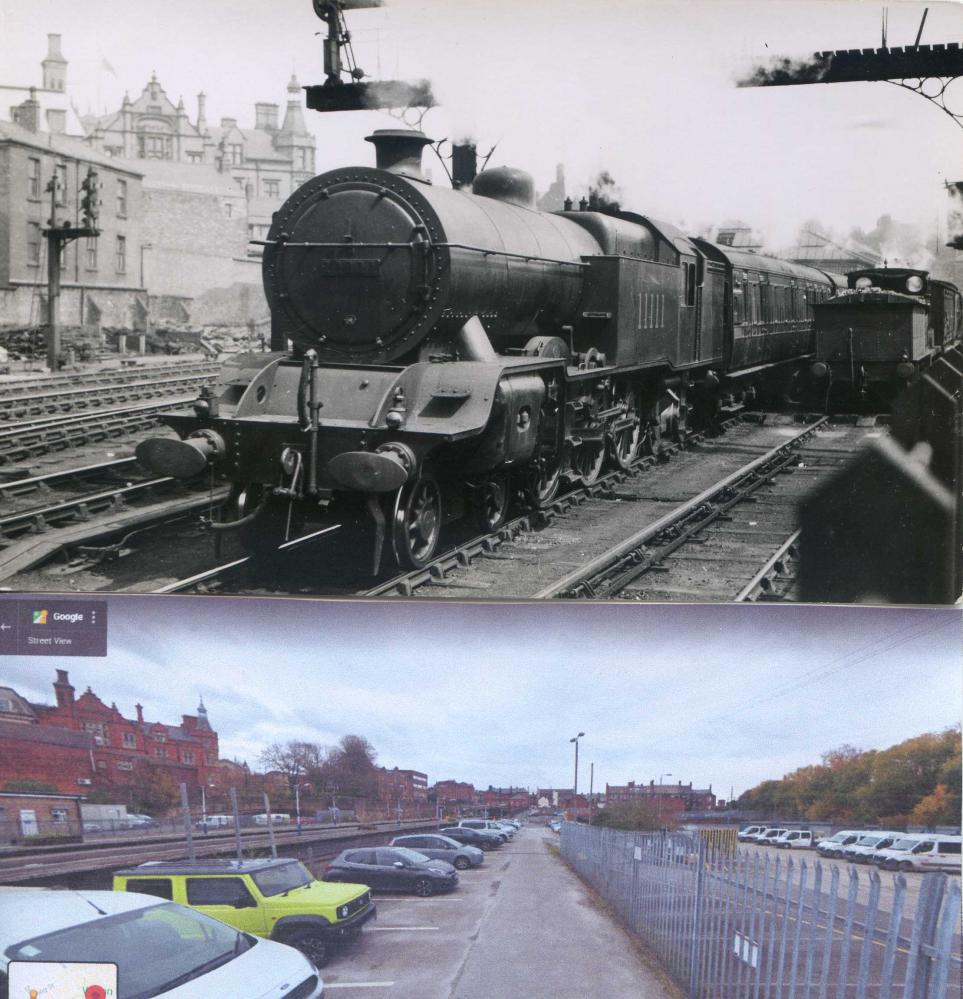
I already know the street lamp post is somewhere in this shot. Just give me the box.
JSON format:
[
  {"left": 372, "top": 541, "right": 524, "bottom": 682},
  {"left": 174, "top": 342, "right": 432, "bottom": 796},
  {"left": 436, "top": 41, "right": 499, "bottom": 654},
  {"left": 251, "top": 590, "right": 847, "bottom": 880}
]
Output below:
[
  {"left": 658, "top": 773, "right": 672, "bottom": 825},
  {"left": 570, "top": 732, "right": 585, "bottom": 816},
  {"left": 294, "top": 782, "right": 310, "bottom": 835}
]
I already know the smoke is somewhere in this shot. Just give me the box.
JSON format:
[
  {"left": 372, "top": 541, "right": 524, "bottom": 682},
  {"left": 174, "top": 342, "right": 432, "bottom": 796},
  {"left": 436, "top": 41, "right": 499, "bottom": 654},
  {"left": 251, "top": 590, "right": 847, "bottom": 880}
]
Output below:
[
  {"left": 588, "top": 171, "right": 623, "bottom": 212},
  {"left": 947, "top": 182, "right": 963, "bottom": 251},
  {"left": 736, "top": 53, "right": 833, "bottom": 87}
]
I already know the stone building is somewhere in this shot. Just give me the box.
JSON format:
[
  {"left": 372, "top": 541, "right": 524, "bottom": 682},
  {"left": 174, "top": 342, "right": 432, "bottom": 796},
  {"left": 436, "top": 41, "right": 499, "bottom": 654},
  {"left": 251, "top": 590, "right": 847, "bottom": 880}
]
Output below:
[
  {"left": 0, "top": 119, "right": 145, "bottom": 332},
  {"left": 1, "top": 34, "right": 84, "bottom": 137},
  {"left": 0, "top": 669, "right": 218, "bottom": 796}
]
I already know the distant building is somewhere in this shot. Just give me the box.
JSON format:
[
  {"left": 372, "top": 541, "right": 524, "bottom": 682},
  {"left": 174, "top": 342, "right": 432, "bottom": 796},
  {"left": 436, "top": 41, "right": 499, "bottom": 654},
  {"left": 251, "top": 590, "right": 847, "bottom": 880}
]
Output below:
[
  {"left": 478, "top": 786, "right": 531, "bottom": 812},
  {"left": 0, "top": 789, "right": 84, "bottom": 842},
  {"left": 781, "top": 229, "right": 880, "bottom": 274},
  {"left": 710, "top": 219, "right": 764, "bottom": 251},
  {"left": 0, "top": 119, "right": 145, "bottom": 332},
  {"left": 604, "top": 780, "right": 716, "bottom": 815},
  {"left": 433, "top": 780, "right": 476, "bottom": 808},
  {"left": 0, "top": 669, "right": 219, "bottom": 795},
  {"left": 375, "top": 766, "right": 429, "bottom": 810},
  {"left": 1, "top": 34, "right": 84, "bottom": 137}
]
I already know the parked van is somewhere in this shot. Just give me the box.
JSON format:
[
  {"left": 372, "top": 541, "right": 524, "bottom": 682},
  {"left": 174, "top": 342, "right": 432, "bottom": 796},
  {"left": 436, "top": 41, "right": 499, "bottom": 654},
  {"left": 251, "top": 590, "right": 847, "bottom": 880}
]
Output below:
[
  {"left": 775, "top": 830, "right": 813, "bottom": 849},
  {"left": 842, "top": 831, "right": 902, "bottom": 863},
  {"left": 755, "top": 827, "right": 789, "bottom": 845},
  {"left": 875, "top": 834, "right": 962, "bottom": 872},
  {"left": 196, "top": 814, "right": 234, "bottom": 829},
  {"left": 816, "top": 830, "right": 868, "bottom": 859},
  {"left": 253, "top": 813, "right": 291, "bottom": 826},
  {"left": 737, "top": 825, "right": 766, "bottom": 842}
]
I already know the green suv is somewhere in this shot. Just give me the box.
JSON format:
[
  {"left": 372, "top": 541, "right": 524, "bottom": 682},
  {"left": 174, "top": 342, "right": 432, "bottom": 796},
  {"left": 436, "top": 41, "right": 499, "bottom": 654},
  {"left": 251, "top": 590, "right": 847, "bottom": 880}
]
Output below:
[{"left": 113, "top": 857, "right": 375, "bottom": 967}]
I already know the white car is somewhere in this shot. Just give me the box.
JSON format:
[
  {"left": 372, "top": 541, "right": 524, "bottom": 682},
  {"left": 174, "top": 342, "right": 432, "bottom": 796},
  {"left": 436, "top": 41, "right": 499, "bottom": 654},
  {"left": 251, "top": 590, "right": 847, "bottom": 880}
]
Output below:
[
  {"left": 874, "top": 834, "right": 963, "bottom": 872},
  {"left": 816, "top": 830, "right": 869, "bottom": 859},
  {"left": 0, "top": 889, "right": 324, "bottom": 998}
]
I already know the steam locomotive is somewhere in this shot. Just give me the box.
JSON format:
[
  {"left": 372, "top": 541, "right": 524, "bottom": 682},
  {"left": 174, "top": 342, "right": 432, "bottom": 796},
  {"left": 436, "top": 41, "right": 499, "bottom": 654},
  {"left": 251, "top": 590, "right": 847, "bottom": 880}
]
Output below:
[
  {"left": 809, "top": 267, "right": 963, "bottom": 406},
  {"left": 137, "top": 129, "right": 846, "bottom": 572}
]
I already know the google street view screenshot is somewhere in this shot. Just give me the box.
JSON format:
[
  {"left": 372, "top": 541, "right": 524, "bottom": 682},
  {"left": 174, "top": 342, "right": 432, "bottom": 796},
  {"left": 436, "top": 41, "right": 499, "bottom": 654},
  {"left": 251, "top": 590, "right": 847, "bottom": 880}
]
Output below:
[
  {"left": 0, "top": 597, "right": 959, "bottom": 997},
  {"left": 2, "top": 0, "right": 962, "bottom": 995}
]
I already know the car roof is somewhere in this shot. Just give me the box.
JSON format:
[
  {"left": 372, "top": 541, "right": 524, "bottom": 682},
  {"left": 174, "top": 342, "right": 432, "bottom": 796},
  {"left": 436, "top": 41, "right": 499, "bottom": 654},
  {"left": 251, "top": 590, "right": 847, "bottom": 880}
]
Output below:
[
  {"left": 0, "top": 889, "right": 165, "bottom": 946},
  {"left": 115, "top": 858, "right": 300, "bottom": 876}
]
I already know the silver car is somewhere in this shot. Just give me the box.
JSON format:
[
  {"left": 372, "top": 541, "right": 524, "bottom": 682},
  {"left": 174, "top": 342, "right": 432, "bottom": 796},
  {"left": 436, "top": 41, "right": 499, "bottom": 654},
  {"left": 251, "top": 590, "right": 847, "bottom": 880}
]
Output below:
[{"left": 389, "top": 833, "right": 485, "bottom": 869}]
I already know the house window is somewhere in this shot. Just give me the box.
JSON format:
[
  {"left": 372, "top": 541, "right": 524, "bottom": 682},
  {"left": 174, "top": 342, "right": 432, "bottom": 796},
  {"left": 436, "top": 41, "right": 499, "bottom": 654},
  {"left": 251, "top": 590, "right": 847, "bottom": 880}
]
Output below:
[
  {"left": 83, "top": 722, "right": 107, "bottom": 744},
  {"left": 205, "top": 753, "right": 215, "bottom": 765},
  {"left": 55, "top": 163, "right": 67, "bottom": 205},
  {"left": 50, "top": 808, "right": 69, "bottom": 823},
  {"left": 116, "top": 235, "right": 127, "bottom": 273},
  {"left": 155, "top": 747, "right": 168, "bottom": 759},
  {"left": 122, "top": 732, "right": 136, "bottom": 748},
  {"left": 28, "top": 158, "right": 41, "bottom": 199},
  {"left": 26, "top": 223, "right": 41, "bottom": 265},
  {"left": 116, "top": 179, "right": 128, "bottom": 218},
  {"left": 182, "top": 751, "right": 195, "bottom": 764},
  {"left": 86, "top": 237, "right": 97, "bottom": 270},
  {"left": 187, "top": 151, "right": 203, "bottom": 163},
  {"left": 117, "top": 760, "right": 133, "bottom": 771},
  {"left": 263, "top": 179, "right": 279, "bottom": 198},
  {"left": 153, "top": 731, "right": 166, "bottom": 742},
  {"left": 227, "top": 144, "right": 243, "bottom": 165}
]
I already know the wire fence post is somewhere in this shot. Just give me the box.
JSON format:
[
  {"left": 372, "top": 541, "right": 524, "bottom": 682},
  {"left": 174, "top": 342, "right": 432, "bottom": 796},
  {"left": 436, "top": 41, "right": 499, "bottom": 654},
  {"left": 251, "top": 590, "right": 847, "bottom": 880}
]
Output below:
[
  {"left": 179, "top": 782, "right": 195, "bottom": 863},
  {"left": 229, "top": 787, "right": 243, "bottom": 862}
]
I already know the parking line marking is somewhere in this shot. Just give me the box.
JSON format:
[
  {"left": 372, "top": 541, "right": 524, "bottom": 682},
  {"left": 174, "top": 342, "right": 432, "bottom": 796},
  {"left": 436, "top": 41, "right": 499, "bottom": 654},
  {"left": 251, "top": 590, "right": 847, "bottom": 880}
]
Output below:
[
  {"left": 367, "top": 925, "right": 439, "bottom": 931},
  {"left": 324, "top": 983, "right": 395, "bottom": 989},
  {"left": 371, "top": 897, "right": 463, "bottom": 901}
]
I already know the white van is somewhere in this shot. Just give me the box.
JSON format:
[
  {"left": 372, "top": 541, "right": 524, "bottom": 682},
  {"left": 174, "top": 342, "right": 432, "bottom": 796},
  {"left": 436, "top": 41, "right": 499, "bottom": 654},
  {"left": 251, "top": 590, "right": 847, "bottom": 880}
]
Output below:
[
  {"left": 842, "top": 831, "right": 902, "bottom": 863},
  {"left": 775, "top": 830, "right": 813, "bottom": 849},
  {"left": 755, "top": 827, "right": 789, "bottom": 846},
  {"left": 196, "top": 814, "right": 234, "bottom": 829},
  {"left": 738, "top": 825, "right": 766, "bottom": 842},
  {"left": 875, "top": 835, "right": 962, "bottom": 872},
  {"left": 253, "top": 813, "right": 291, "bottom": 826},
  {"left": 816, "top": 830, "right": 868, "bottom": 859}
]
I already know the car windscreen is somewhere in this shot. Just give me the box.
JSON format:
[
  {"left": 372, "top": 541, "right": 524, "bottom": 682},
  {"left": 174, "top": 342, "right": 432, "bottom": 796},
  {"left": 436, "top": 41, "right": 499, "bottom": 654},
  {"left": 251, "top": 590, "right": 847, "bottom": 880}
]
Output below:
[
  {"left": 889, "top": 838, "right": 921, "bottom": 851},
  {"left": 5, "top": 902, "right": 249, "bottom": 999},
  {"left": 251, "top": 861, "right": 314, "bottom": 896}
]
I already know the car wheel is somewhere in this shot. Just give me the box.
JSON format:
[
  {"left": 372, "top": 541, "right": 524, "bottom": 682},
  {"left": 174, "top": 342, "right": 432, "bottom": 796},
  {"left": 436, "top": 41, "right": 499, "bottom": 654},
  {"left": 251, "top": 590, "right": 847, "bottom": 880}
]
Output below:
[
  {"left": 454, "top": 856, "right": 471, "bottom": 870},
  {"left": 413, "top": 878, "right": 434, "bottom": 897},
  {"left": 286, "top": 928, "right": 331, "bottom": 968}
]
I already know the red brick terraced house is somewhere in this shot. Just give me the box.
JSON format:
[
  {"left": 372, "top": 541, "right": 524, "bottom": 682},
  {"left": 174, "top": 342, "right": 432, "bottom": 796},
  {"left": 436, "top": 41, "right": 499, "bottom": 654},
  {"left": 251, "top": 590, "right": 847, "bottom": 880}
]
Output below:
[
  {"left": 0, "top": 669, "right": 218, "bottom": 798},
  {"left": 604, "top": 780, "right": 716, "bottom": 818}
]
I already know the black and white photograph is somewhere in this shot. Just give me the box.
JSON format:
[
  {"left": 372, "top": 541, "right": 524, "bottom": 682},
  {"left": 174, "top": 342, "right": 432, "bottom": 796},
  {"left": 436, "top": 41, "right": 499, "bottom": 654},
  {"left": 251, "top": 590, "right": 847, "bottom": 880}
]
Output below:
[{"left": 0, "top": 0, "right": 960, "bottom": 602}]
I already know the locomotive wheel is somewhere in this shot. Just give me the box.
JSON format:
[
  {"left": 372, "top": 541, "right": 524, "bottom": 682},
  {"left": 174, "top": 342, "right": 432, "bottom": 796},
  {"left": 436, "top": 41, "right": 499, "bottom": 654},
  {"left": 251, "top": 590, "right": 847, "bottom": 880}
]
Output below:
[
  {"left": 608, "top": 384, "right": 643, "bottom": 469},
  {"left": 525, "top": 394, "right": 563, "bottom": 508},
  {"left": 392, "top": 472, "right": 442, "bottom": 569},
  {"left": 569, "top": 439, "right": 606, "bottom": 485},
  {"left": 471, "top": 472, "right": 511, "bottom": 533}
]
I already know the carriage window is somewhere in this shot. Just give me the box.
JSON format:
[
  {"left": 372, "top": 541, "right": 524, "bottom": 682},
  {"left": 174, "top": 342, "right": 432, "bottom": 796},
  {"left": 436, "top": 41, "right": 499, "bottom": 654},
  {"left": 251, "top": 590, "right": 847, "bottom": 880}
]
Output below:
[
  {"left": 732, "top": 284, "right": 744, "bottom": 324},
  {"left": 684, "top": 263, "right": 696, "bottom": 307}
]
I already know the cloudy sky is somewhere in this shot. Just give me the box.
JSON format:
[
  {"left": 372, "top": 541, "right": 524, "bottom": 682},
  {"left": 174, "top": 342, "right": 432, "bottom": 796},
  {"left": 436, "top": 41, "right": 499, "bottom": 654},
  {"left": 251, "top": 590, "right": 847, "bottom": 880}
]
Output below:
[
  {"left": 1, "top": 0, "right": 960, "bottom": 255},
  {"left": 2, "top": 597, "right": 958, "bottom": 799}
]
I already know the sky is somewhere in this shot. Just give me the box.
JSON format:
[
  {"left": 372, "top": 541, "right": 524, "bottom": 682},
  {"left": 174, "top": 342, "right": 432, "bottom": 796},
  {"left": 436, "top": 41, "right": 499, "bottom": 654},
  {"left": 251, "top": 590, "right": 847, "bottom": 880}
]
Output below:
[
  {"left": 1, "top": 0, "right": 961, "bottom": 257},
  {"left": 2, "top": 597, "right": 959, "bottom": 800}
]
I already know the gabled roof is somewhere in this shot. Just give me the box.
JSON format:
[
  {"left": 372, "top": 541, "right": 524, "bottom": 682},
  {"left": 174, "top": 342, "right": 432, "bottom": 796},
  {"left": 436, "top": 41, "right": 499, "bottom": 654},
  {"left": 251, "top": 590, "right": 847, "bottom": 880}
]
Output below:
[{"left": 0, "top": 120, "right": 143, "bottom": 176}]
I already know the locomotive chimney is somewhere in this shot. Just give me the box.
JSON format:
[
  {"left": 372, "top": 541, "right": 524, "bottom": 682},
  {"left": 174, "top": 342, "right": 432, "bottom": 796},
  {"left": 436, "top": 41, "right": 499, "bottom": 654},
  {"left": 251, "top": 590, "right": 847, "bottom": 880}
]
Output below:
[
  {"left": 365, "top": 129, "right": 433, "bottom": 181},
  {"left": 451, "top": 141, "right": 477, "bottom": 189}
]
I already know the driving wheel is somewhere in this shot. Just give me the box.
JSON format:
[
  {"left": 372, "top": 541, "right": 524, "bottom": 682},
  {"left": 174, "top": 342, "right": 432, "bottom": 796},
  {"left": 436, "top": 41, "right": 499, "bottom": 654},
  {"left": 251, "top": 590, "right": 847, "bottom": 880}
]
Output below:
[{"left": 471, "top": 472, "right": 511, "bottom": 532}]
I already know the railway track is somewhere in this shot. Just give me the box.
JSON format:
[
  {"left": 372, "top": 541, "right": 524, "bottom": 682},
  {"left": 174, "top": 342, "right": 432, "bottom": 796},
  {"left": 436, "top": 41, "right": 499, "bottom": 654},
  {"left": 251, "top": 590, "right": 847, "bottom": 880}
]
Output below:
[
  {"left": 0, "top": 397, "right": 196, "bottom": 465},
  {"left": 0, "top": 358, "right": 214, "bottom": 396},
  {"left": 0, "top": 370, "right": 215, "bottom": 422}
]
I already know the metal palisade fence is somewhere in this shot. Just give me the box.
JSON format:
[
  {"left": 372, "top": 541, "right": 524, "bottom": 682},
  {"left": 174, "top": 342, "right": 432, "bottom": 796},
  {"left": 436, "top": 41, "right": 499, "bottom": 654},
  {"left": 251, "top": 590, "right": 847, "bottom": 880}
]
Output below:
[{"left": 560, "top": 824, "right": 961, "bottom": 999}]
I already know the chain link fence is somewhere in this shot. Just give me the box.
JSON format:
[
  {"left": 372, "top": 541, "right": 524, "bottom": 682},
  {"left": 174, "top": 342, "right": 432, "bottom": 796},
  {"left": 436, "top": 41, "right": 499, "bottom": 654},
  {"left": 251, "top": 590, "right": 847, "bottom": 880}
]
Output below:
[{"left": 560, "top": 823, "right": 961, "bottom": 998}]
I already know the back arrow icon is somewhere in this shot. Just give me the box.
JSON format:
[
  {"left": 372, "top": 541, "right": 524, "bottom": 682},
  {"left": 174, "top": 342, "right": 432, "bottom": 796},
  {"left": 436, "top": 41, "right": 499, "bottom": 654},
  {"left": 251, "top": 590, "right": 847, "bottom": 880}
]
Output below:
[{"left": 0, "top": 624, "right": 10, "bottom": 631}]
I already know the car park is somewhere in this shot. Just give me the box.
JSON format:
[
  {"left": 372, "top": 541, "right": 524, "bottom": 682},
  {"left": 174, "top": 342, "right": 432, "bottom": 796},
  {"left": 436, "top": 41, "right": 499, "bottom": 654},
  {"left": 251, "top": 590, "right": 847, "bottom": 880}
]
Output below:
[
  {"left": 874, "top": 834, "right": 963, "bottom": 872},
  {"left": 774, "top": 830, "right": 813, "bottom": 849},
  {"left": 440, "top": 825, "right": 503, "bottom": 850},
  {"left": 737, "top": 825, "right": 767, "bottom": 842},
  {"left": 389, "top": 833, "right": 484, "bottom": 869},
  {"left": 841, "top": 832, "right": 902, "bottom": 863},
  {"left": 0, "top": 888, "right": 324, "bottom": 997},
  {"left": 816, "top": 830, "right": 869, "bottom": 859},
  {"left": 113, "top": 857, "right": 374, "bottom": 968},
  {"left": 323, "top": 847, "right": 459, "bottom": 896}
]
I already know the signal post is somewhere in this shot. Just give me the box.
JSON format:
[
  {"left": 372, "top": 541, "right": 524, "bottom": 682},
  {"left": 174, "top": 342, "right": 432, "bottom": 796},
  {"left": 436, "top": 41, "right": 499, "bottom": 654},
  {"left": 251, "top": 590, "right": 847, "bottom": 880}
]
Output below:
[{"left": 43, "top": 167, "right": 100, "bottom": 372}]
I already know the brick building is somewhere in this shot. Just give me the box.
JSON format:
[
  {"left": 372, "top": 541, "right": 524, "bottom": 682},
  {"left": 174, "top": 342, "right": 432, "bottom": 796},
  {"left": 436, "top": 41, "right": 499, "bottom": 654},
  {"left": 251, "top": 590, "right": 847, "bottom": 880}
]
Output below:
[
  {"left": 375, "top": 766, "right": 429, "bottom": 812},
  {"left": 0, "top": 669, "right": 218, "bottom": 797},
  {"left": 432, "top": 780, "right": 477, "bottom": 810},
  {"left": 0, "top": 119, "right": 145, "bottom": 332},
  {"left": 0, "top": 790, "right": 84, "bottom": 843},
  {"left": 478, "top": 786, "right": 531, "bottom": 814},
  {"left": 604, "top": 779, "right": 716, "bottom": 816}
]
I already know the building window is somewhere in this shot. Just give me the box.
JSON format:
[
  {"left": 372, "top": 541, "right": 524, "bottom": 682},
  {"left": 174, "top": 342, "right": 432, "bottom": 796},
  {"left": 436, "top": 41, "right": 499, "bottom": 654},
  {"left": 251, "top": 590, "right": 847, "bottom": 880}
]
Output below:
[
  {"left": 50, "top": 808, "right": 69, "bottom": 823},
  {"left": 122, "top": 732, "right": 136, "bottom": 748},
  {"left": 227, "top": 143, "right": 243, "bottom": 165},
  {"left": 138, "top": 133, "right": 172, "bottom": 160},
  {"left": 187, "top": 151, "right": 203, "bottom": 163},
  {"left": 83, "top": 722, "right": 107, "bottom": 744},
  {"left": 155, "top": 747, "right": 168, "bottom": 758},
  {"left": 116, "top": 235, "right": 127, "bottom": 274},
  {"left": 225, "top": 202, "right": 233, "bottom": 218},
  {"left": 117, "top": 760, "right": 133, "bottom": 771},
  {"left": 85, "top": 237, "right": 97, "bottom": 270},
  {"left": 55, "top": 163, "right": 67, "bottom": 205},
  {"left": 153, "top": 731, "right": 166, "bottom": 742},
  {"left": 26, "top": 223, "right": 41, "bottom": 265},
  {"left": 205, "top": 753, "right": 215, "bottom": 765},
  {"left": 0, "top": 698, "right": 11, "bottom": 712},
  {"left": 116, "top": 179, "right": 128, "bottom": 217},
  {"left": 182, "top": 751, "right": 195, "bottom": 764},
  {"left": 263, "top": 179, "right": 279, "bottom": 198},
  {"left": 28, "top": 158, "right": 41, "bottom": 199},
  {"left": 97, "top": 760, "right": 107, "bottom": 769}
]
